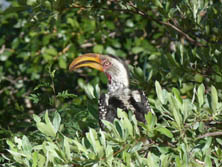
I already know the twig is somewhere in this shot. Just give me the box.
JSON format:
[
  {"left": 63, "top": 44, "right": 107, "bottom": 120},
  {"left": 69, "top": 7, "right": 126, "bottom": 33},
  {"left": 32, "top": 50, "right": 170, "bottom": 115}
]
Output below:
[
  {"left": 126, "top": 1, "right": 204, "bottom": 47},
  {"left": 113, "top": 144, "right": 128, "bottom": 157},
  {"left": 70, "top": 2, "right": 205, "bottom": 47},
  {"left": 197, "top": 131, "right": 222, "bottom": 139}
]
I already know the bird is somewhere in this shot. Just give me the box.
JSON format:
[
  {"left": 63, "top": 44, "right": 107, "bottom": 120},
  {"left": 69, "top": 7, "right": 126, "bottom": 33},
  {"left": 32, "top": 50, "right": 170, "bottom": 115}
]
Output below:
[{"left": 69, "top": 53, "right": 151, "bottom": 129}]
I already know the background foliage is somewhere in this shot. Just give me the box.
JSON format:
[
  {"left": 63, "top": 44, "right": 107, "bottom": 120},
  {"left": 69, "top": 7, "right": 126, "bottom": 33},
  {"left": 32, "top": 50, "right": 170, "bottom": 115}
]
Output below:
[{"left": 0, "top": 0, "right": 222, "bottom": 166}]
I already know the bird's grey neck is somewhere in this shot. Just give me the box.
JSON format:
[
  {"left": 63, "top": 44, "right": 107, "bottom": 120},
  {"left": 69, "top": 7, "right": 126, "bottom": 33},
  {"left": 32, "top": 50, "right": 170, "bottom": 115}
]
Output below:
[{"left": 108, "top": 79, "right": 129, "bottom": 93}]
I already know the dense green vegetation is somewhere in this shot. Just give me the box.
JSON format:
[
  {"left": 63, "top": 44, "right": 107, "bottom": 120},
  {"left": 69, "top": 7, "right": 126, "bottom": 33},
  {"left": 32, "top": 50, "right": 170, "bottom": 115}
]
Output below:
[{"left": 1, "top": 0, "right": 222, "bottom": 166}]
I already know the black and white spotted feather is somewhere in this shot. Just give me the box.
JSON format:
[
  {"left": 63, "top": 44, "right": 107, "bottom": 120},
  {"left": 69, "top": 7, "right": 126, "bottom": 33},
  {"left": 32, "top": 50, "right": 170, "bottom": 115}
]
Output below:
[{"left": 98, "top": 88, "right": 151, "bottom": 129}]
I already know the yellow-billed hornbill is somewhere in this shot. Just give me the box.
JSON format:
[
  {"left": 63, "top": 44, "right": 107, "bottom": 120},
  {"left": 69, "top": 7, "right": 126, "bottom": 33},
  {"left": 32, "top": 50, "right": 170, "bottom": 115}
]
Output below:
[{"left": 69, "top": 53, "right": 151, "bottom": 128}]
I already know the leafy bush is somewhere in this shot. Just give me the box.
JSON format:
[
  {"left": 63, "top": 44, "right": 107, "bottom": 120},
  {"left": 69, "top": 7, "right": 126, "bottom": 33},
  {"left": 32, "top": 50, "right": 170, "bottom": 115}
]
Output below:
[
  {"left": 1, "top": 0, "right": 222, "bottom": 166},
  {"left": 6, "top": 82, "right": 222, "bottom": 166}
]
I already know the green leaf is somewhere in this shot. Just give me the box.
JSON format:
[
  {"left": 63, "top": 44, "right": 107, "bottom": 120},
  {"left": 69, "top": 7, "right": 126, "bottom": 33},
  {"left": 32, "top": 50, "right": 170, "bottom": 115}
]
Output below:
[
  {"left": 197, "top": 84, "right": 205, "bottom": 107},
  {"left": 44, "top": 111, "right": 56, "bottom": 137},
  {"left": 132, "top": 47, "right": 144, "bottom": 54},
  {"left": 134, "top": 67, "right": 144, "bottom": 78},
  {"left": 211, "top": 85, "right": 218, "bottom": 113},
  {"left": 173, "top": 109, "right": 182, "bottom": 129},
  {"left": 45, "top": 47, "right": 57, "bottom": 56},
  {"left": 194, "top": 73, "right": 203, "bottom": 83},
  {"left": 147, "top": 152, "right": 159, "bottom": 166},
  {"left": 84, "top": 83, "right": 95, "bottom": 99},
  {"left": 105, "top": 145, "right": 113, "bottom": 165},
  {"left": 126, "top": 19, "right": 134, "bottom": 27},
  {"left": 28, "top": 94, "right": 39, "bottom": 104},
  {"left": 170, "top": 95, "right": 182, "bottom": 129},
  {"left": 36, "top": 122, "right": 55, "bottom": 137},
  {"left": 155, "top": 81, "right": 164, "bottom": 104},
  {"left": 102, "top": 120, "right": 121, "bottom": 138},
  {"left": 86, "top": 128, "right": 103, "bottom": 156},
  {"left": 53, "top": 112, "right": 61, "bottom": 133},
  {"left": 93, "top": 45, "right": 104, "bottom": 53},
  {"left": 145, "top": 112, "right": 156, "bottom": 130},
  {"left": 32, "top": 152, "right": 38, "bottom": 167},
  {"left": 202, "top": 137, "right": 212, "bottom": 154},
  {"left": 64, "top": 137, "right": 71, "bottom": 160},
  {"left": 56, "top": 90, "right": 76, "bottom": 99},
  {"left": 172, "top": 88, "right": 182, "bottom": 104},
  {"left": 73, "top": 140, "right": 88, "bottom": 155},
  {"left": 117, "top": 108, "right": 133, "bottom": 137},
  {"left": 33, "top": 114, "right": 41, "bottom": 123},
  {"left": 106, "top": 46, "right": 116, "bottom": 55},
  {"left": 156, "top": 127, "right": 173, "bottom": 138},
  {"left": 204, "top": 155, "right": 212, "bottom": 167},
  {"left": 152, "top": 0, "right": 163, "bottom": 8},
  {"left": 36, "top": 111, "right": 56, "bottom": 137},
  {"left": 67, "top": 18, "right": 79, "bottom": 28},
  {"left": 22, "top": 136, "right": 32, "bottom": 157},
  {"left": 59, "top": 56, "right": 67, "bottom": 69}
]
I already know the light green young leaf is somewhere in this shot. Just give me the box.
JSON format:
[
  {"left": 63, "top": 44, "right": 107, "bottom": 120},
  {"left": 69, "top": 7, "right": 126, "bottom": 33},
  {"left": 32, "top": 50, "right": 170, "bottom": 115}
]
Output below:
[
  {"left": 99, "top": 130, "right": 106, "bottom": 147},
  {"left": 7, "top": 150, "right": 26, "bottom": 161},
  {"left": 93, "top": 44, "right": 104, "bottom": 53},
  {"left": 44, "top": 111, "right": 56, "bottom": 137},
  {"left": 145, "top": 112, "right": 156, "bottom": 130},
  {"left": 36, "top": 122, "right": 56, "bottom": 137},
  {"left": 33, "top": 114, "right": 41, "bottom": 123},
  {"left": 130, "top": 142, "right": 143, "bottom": 153},
  {"left": 202, "top": 137, "right": 212, "bottom": 154},
  {"left": 56, "top": 90, "right": 77, "bottom": 99},
  {"left": 211, "top": 85, "right": 218, "bottom": 113},
  {"left": 86, "top": 128, "right": 104, "bottom": 156},
  {"left": 73, "top": 140, "right": 88, "bottom": 155},
  {"left": 58, "top": 56, "right": 67, "bottom": 69},
  {"left": 204, "top": 155, "right": 212, "bottom": 167},
  {"left": 152, "top": 0, "right": 163, "bottom": 8},
  {"left": 155, "top": 81, "right": 164, "bottom": 104},
  {"left": 84, "top": 83, "right": 95, "bottom": 99},
  {"left": 14, "top": 136, "right": 23, "bottom": 149},
  {"left": 102, "top": 120, "right": 122, "bottom": 141},
  {"left": 160, "top": 154, "right": 171, "bottom": 167},
  {"left": 146, "top": 152, "right": 159, "bottom": 167},
  {"left": 105, "top": 145, "right": 113, "bottom": 166},
  {"left": 53, "top": 112, "right": 61, "bottom": 133},
  {"left": 32, "top": 152, "right": 38, "bottom": 167},
  {"left": 64, "top": 137, "right": 71, "bottom": 160},
  {"left": 132, "top": 47, "right": 144, "bottom": 54},
  {"left": 170, "top": 95, "right": 182, "bottom": 128},
  {"left": 172, "top": 109, "right": 182, "bottom": 129},
  {"left": 95, "top": 84, "right": 100, "bottom": 98},
  {"left": 22, "top": 136, "right": 32, "bottom": 158},
  {"left": 37, "top": 153, "right": 45, "bottom": 167},
  {"left": 117, "top": 108, "right": 133, "bottom": 137},
  {"left": 28, "top": 94, "right": 39, "bottom": 104},
  {"left": 172, "top": 88, "right": 182, "bottom": 104},
  {"left": 43, "top": 142, "right": 63, "bottom": 163},
  {"left": 197, "top": 84, "right": 205, "bottom": 107}
]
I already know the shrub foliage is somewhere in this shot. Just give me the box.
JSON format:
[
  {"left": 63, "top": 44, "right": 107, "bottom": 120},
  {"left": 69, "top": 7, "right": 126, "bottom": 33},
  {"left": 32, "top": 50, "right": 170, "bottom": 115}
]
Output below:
[{"left": 1, "top": 0, "right": 222, "bottom": 166}]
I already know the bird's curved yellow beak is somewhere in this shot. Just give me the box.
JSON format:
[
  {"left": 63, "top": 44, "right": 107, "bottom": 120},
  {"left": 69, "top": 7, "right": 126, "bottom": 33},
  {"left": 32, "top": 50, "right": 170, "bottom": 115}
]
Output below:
[{"left": 69, "top": 53, "right": 104, "bottom": 72}]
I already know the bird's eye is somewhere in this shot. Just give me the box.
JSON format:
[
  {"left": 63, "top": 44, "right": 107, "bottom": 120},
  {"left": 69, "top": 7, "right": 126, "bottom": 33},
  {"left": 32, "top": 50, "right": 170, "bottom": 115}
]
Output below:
[{"left": 103, "top": 61, "right": 111, "bottom": 67}]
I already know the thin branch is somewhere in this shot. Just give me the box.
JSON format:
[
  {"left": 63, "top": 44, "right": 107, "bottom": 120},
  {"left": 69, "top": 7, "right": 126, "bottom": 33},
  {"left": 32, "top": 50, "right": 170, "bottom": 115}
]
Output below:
[
  {"left": 197, "top": 131, "right": 222, "bottom": 139},
  {"left": 70, "top": 2, "right": 205, "bottom": 47},
  {"left": 126, "top": 1, "right": 204, "bottom": 47}
]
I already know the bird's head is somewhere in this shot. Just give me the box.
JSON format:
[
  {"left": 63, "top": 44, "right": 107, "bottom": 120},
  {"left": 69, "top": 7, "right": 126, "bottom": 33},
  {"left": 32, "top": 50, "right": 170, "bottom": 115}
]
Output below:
[{"left": 69, "top": 53, "right": 129, "bottom": 92}]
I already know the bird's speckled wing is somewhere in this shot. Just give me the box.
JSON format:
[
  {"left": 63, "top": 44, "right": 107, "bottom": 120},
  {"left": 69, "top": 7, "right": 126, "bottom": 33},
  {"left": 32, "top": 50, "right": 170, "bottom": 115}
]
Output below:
[
  {"left": 98, "top": 90, "right": 151, "bottom": 128},
  {"left": 98, "top": 93, "right": 118, "bottom": 129},
  {"left": 129, "top": 90, "right": 151, "bottom": 123}
]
